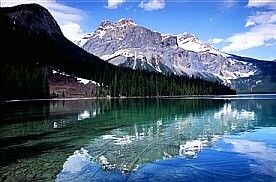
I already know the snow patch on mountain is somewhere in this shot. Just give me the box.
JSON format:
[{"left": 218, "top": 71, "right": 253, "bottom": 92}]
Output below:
[
  {"left": 74, "top": 33, "right": 92, "bottom": 47},
  {"left": 117, "top": 18, "right": 137, "bottom": 27},
  {"left": 101, "top": 49, "right": 139, "bottom": 61},
  {"left": 176, "top": 33, "right": 226, "bottom": 57},
  {"left": 177, "top": 34, "right": 207, "bottom": 52},
  {"left": 97, "top": 29, "right": 106, "bottom": 39},
  {"left": 52, "top": 69, "right": 100, "bottom": 86},
  {"left": 77, "top": 78, "right": 90, "bottom": 85}
]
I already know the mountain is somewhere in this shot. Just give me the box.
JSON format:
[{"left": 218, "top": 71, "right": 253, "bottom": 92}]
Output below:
[
  {"left": 0, "top": 4, "right": 109, "bottom": 70},
  {"left": 77, "top": 18, "right": 276, "bottom": 93},
  {"left": 0, "top": 4, "right": 111, "bottom": 99},
  {"left": 0, "top": 4, "right": 235, "bottom": 100}
]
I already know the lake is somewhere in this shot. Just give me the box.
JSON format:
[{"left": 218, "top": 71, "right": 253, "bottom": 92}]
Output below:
[{"left": 0, "top": 95, "right": 276, "bottom": 181}]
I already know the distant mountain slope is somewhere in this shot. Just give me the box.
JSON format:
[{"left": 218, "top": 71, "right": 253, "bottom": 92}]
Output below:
[
  {"left": 77, "top": 19, "right": 276, "bottom": 93},
  {"left": 0, "top": 4, "right": 236, "bottom": 100}
]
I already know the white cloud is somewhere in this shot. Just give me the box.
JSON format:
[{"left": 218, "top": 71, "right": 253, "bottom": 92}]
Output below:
[
  {"left": 222, "top": 24, "right": 276, "bottom": 51},
  {"left": 209, "top": 38, "right": 224, "bottom": 44},
  {"left": 1, "top": 0, "right": 86, "bottom": 42},
  {"left": 245, "top": 20, "right": 256, "bottom": 27},
  {"left": 247, "top": 0, "right": 276, "bottom": 9},
  {"left": 223, "top": 0, "right": 237, "bottom": 8},
  {"left": 61, "top": 23, "right": 84, "bottom": 42},
  {"left": 139, "top": 0, "right": 165, "bottom": 11},
  {"left": 222, "top": 1, "right": 276, "bottom": 52},
  {"left": 266, "top": 41, "right": 276, "bottom": 46},
  {"left": 105, "top": 0, "right": 126, "bottom": 9},
  {"left": 245, "top": 11, "right": 276, "bottom": 27},
  {"left": 218, "top": 0, "right": 237, "bottom": 9}
]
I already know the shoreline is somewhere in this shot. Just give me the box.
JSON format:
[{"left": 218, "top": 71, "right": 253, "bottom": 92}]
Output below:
[{"left": 2, "top": 93, "right": 276, "bottom": 103}]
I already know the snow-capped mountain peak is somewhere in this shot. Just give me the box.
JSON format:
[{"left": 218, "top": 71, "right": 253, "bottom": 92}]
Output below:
[
  {"left": 117, "top": 18, "right": 137, "bottom": 26},
  {"left": 75, "top": 18, "right": 138, "bottom": 47},
  {"left": 75, "top": 18, "right": 269, "bottom": 92},
  {"left": 176, "top": 33, "right": 221, "bottom": 55},
  {"left": 99, "top": 18, "right": 137, "bottom": 28}
]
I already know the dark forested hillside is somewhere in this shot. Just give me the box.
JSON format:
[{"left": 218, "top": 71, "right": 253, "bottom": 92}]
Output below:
[
  {"left": 0, "top": 4, "right": 236, "bottom": 100},
  {"left": 1, "top": 64, "right": 49, "bottom": 99}
]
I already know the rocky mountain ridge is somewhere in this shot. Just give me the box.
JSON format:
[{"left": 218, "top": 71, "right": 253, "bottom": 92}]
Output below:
[{"left": 77, "top": 18, "right": 276, "bottom": 92}]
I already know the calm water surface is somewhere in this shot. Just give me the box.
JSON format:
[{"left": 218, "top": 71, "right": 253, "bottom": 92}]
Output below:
[{"left": 0, "top": 94, "right": 276, "bottom": 181}]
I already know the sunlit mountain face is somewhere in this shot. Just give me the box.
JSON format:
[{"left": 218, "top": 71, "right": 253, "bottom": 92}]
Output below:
[{"left": 76, "top": 19, "right": 276, "bottom": 93}]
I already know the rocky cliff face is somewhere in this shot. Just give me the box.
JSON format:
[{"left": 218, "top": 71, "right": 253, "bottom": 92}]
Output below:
[
  {"left": 2, "top": 3, "right": 62, "bottom": 36},
  {"left": 76, "top": 18, "right": 273, "bottom": 92}
]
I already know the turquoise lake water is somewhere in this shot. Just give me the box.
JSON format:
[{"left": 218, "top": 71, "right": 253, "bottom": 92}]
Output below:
[{"left": 1, "top": 94, "right": 276, "bottom": 181}]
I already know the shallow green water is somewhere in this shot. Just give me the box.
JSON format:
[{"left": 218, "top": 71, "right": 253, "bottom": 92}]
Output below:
[{"left": 0, "top": 95, "right": 276, "bottom": 181}]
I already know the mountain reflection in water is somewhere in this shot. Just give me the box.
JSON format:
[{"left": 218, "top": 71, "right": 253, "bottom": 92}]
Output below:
[
  {"left": 1, "top": 96, "right": 276, "bottom": 182},
  {"left": 56, "top": 99, "right": 262, "bottom": 177}
]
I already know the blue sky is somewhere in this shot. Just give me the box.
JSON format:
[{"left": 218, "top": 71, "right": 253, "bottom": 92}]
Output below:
[{"left": 2, "top": 0, "right": 276, "bottom": 60}]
